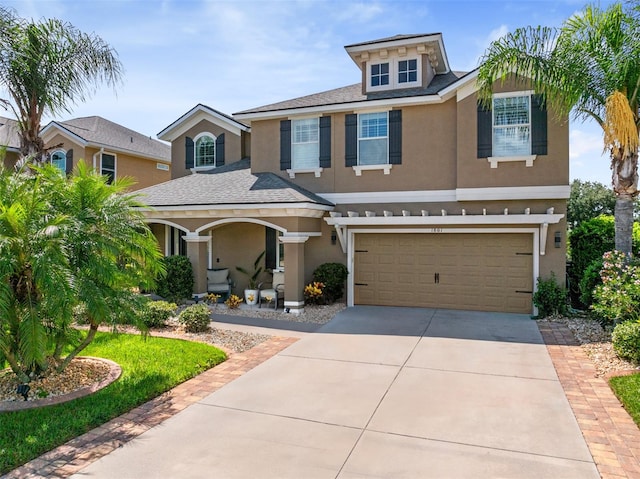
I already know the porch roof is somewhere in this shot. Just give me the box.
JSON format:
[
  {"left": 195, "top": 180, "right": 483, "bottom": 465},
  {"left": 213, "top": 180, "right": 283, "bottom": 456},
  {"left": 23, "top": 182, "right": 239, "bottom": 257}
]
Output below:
[{"left": 136, "top": 159, "right": 334, "bottom": 209}]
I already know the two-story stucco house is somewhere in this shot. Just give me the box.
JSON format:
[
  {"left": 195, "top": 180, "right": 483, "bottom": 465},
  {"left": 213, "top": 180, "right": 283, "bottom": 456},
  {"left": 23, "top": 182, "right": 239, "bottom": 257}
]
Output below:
[
  {"left": 140, "top": 33, "right": 568, "bottom": 315},
  {"left": 2, "top": 116, "right": 171, "bottom": 189}
]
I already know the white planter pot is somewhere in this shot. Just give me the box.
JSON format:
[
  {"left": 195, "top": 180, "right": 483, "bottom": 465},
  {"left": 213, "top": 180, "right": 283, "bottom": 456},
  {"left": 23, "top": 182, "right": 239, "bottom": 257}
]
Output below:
[{"left": 244, "top": 289, "right": 259, "bottom": 305}]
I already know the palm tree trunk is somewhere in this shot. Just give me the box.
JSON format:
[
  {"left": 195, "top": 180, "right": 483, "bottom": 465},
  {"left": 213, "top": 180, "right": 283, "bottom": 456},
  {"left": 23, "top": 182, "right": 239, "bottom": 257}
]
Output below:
[
  {"left": 612, "top": 150, "right": 638, "bottom": 257},
  {"left": 3, "top": 348, "right": 30, "bottom": 383},
  {"left": 56, "top": 321, "right": 98, "bottom": 373}
]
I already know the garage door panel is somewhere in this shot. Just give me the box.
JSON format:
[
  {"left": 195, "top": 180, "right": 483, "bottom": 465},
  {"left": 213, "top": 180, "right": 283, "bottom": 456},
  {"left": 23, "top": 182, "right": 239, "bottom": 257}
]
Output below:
[{"left": 354, "top": 233, "right": 533, "bottom": 313}]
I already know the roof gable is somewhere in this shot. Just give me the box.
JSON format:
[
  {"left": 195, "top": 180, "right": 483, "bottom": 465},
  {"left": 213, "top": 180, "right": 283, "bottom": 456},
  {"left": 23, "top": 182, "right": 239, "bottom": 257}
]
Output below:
[
  {"left": 158, "top": 104, "right": 250, "bottom": 142},
  {"left": 41, "top": 116, "right": 170, "bottom": 162}
]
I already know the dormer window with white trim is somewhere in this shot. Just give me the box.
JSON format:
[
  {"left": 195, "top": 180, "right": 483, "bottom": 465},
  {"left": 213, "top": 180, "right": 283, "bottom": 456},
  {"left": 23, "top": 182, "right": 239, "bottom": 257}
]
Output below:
[
  {"left": 398, "top": 59, "right": 418, "bottom": 84},
  {"left": 370, "top": 63, "right": 389, "bottom": 87},
  {"left": 195, "top": 133, "right": 216, "bottom": 168},
  {"left": 367, "top": 57, "right": 422, "bottom": 92}
]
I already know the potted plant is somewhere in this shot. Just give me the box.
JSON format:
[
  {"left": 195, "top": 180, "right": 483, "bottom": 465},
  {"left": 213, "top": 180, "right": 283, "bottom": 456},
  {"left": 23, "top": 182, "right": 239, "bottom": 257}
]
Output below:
[{"left": 236, "top": 251, "right": 265, "bottom": 306}]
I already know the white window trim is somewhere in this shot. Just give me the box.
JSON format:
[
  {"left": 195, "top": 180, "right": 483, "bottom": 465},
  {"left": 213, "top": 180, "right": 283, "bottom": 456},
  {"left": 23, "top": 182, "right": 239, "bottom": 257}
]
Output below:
[
  {"left": 357, "top": 111, "right": 390, "bottom": 168},
  {"left": 487, "top": 155, "right": 537, "bottom": 168},
  {"left": 50, "top": 149, "right": 66, "bottom": 173},
  {"left": 352, "top": 164, "right": 393, "bottom": 176},
  {"left": 100, "top": 151, "right": 117, "bottom": 181},
  {"left": 367, "top": 56, "right": 422, "bottom": 92},
  {"left": 287, "top": 167, "right": 323, "bottom": 178},
  {"left": 290, "top": 117, "right": 320, "bottom": 171},
  {"left": 491, "top": 90, "right": 534, "bottom": 161},
  {"left": 192, "top": 132, "right": 216, "bottom": 171}
]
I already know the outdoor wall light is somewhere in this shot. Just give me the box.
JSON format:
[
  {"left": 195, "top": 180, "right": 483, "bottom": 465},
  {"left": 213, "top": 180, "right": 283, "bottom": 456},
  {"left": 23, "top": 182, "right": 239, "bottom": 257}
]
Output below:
[
  {"left": 16, "top": 384, "right": 30, "bottom": 401},
  {"left": 554, "top": 231, "right": 562, "bottom": 248},
  {"left": 331, "top": 230, "right": 337, "bottom": 245}
]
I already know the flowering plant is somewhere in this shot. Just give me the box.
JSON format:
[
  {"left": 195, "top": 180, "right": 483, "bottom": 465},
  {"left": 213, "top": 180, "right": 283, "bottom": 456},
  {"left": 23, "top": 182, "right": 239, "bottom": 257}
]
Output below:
[
  {"left": 225, "top": 294, "right": 243, "bottom": 309},
  {"left": 592, "top": 251, "right": 640, "bottom": 325},
  {"left": 304, "top": 281, "right": 325, "bottom": 305}
]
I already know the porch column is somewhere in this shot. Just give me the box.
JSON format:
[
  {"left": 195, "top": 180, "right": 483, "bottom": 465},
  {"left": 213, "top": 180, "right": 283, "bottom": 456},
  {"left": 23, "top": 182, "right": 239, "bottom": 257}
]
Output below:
[
  {"left": 281, "top": 235, "right": 309, "bottom": 314},
  {"left": 184, "top": 233, "right": 210, "bottom": 299}
]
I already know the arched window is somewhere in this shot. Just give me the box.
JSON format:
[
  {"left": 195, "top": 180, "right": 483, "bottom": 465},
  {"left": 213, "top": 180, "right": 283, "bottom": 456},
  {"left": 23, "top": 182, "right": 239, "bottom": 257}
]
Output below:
[
  {"left": 194, "top": 133, "right": 216, "bottom": 168},
  {"left": 51, "top": 150, "right": 66, "bottom": 173}
]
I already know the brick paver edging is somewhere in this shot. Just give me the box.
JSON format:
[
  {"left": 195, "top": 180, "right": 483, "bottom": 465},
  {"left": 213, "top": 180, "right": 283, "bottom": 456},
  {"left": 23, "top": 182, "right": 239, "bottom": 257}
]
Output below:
[
  {"left": 2, "top": 336, "right": 298, "bottom": 479},
  {"left": 538, "top": 321, "right": 640, "bottom": 479}
]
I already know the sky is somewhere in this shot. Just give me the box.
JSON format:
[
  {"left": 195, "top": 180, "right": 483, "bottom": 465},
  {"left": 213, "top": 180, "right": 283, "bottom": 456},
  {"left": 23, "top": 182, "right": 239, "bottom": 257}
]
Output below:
[{"left": 2, "top": 0, "right": 619, "bottom": 185}]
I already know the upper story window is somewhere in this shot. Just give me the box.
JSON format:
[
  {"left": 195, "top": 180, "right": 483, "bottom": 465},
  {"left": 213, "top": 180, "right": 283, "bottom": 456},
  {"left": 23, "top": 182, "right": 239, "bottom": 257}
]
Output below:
[
  {"left": 492, "top": 95, "right": 531, "bottom": 157},
  {"left": 370, "top": 63, "right": 389, "bottom": 87},
  {"left": 398, "top": 59, "right": 417, "bottom": 84},
  {"left": 195, "top": 133, "right": 216, "bottom": 168},
  {"left": 100, "top": 153, "right": 116, "bottom": 184},
  {"left": 358, "top": 112, "right": 388, "bottom": 165},
  {"left": 477, "top": 91, "right": 548, "bottom": 167},
  {"left": 50, "top": 150, "right": 66, "bottom": 173},
  {"left": 291, "top": 118, "right": 319, "bottom": 169},
  {"left": 367, "top": 57, "right": 421, "bottom": 92}
]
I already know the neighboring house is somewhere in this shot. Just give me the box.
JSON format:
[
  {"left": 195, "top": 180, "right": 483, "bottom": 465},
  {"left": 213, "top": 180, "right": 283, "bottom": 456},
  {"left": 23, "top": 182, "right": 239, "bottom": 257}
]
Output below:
[
  {"left": 0, "top": 117, "right": 22, "bottom": 168},
  {"left": 139, "top": 33, "right": 568, "bottom": 315},
  {"left": 2, "top": 116, "right": 171, "bottom": 190}
]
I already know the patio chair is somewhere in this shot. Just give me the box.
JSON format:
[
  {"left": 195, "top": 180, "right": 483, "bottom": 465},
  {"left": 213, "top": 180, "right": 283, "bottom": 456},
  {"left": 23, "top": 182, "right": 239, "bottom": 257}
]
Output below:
[
  {"left": 207, "top": 268, "right": 232, "bottom": 300},
  {"left": 259, "top": 271, "right": 284, "bottom": 309}
]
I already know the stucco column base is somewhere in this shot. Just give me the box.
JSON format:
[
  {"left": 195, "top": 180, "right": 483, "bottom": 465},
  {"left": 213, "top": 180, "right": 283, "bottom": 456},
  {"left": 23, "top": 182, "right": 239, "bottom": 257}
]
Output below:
[
  {"left": 184, "top": 233, "right": 209, "bottom": 299},
  {"left": 281, "top": 236, "right": 308, "bottom": 314}
]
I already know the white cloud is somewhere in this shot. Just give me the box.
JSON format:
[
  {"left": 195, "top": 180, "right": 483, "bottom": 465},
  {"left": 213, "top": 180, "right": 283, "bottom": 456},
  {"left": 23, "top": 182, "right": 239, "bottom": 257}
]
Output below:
[
  {"left": 333, "top": 2, "right": 384, "bottom": 23},
  {"left": 569, "top": 124, "right": 611, "bottom": 184},
  {"left": 569, "top": 128, "right": 603, "bottom": 159}
]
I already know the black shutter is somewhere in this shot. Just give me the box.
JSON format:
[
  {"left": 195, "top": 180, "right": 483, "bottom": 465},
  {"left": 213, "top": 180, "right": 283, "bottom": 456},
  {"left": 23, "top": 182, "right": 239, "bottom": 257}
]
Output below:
[
  {"left": 265, "top": 228, "right": 277, "bottom": 270},
  {"left": 65, "top": 148, "right": 73, "bottom": 175},
  {"left": 477, "top": 102, "right": 492, "bottom": 158},
  {"left": 215, "top": 133, "right": 225, "bottom": 166},
  {"left": 319, "top": 116, "right": 331, "bottom": 168},
  {"left": 531, "top": 94, "right": 548, "bottom": 155},
  {"left": 388, "top": 110, "right": 402, "bottom": 165},
  {"left": 345, "top": 114, "right": 357, "bottom": 167},
  {"left": 185, "top": 136, "right": 194, "bottom": 169},
  {"left": 280, "top": 120, "right": 291, "bottom": 170}
]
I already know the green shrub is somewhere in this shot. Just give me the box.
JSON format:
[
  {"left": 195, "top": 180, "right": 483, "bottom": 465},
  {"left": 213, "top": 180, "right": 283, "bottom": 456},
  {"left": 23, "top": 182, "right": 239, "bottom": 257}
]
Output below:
[
  {"left": 579, "top": 257, "right": 604, "bottom": 307},
  {"left": 178, "top": 304, "right": 211, "bottom": 333},
  {"left": 569, "top": 215, "right": 640, "bottom": 306},
  {"left": 313, "top": 263, "right": 348, "bottom": 303},
  {"left": 592, "top": 251, "right": 640, "bottom": 325},
  {"left": 533, "top": 274, "right": 567, "bottom": 318},
  {"left": 612, "top": 321, "right": 640, "bottom": 363},
  {"left": 156, "top": 255, "right": 194, "bottom": 303},
  {"left": 142, "top": 301, "right": 177, "bottom": 328}
]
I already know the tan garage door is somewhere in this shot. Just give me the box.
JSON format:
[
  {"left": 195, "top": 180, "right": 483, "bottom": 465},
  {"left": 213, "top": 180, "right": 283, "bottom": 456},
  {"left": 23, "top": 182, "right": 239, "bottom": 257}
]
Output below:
[{"left": 354, "top": 233, "right": 533, "bottom": 313}]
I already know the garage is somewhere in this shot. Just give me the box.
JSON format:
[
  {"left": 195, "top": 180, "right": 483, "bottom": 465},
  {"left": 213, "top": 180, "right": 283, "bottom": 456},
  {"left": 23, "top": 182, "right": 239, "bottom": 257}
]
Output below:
[{"left": 353, "top": 232, "right": 533, "bottom": 313}]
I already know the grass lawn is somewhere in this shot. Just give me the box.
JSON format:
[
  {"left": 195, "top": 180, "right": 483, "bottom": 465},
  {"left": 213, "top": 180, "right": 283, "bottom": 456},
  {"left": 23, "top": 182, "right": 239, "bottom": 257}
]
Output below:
[
  {"left": 609, "top": 373, "right": 640, "bottom": 427},
  {"left": 0, "top": 331, "right": 226, "bottom": 474}
]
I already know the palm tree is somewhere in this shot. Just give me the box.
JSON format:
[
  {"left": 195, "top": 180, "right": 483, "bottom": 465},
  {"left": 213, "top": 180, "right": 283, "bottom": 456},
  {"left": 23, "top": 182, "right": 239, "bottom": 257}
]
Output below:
[
  {"left": 477, "top": 2, "right": 640, "bottom": 256},
  {"left": 0, "top": 164, "right": 163, "bottom": 382},
  {"left": 0, "top": 7, "right": 123, "bottom": 165}
]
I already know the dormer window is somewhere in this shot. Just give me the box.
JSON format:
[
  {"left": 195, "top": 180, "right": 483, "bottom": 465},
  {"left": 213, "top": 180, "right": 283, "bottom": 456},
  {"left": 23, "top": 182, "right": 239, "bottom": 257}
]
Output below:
[
  {"left": 398, "top": 59, "right": 417, "bottom": 84},
  {"left": 195, "top": 133, "right": 216, "bottom": 167},
  {"left": 366, "top": 57, "right": 422, "bottom": 92},
  {"left": 371, "top": 63, "right": 389, "bottom": 87}
]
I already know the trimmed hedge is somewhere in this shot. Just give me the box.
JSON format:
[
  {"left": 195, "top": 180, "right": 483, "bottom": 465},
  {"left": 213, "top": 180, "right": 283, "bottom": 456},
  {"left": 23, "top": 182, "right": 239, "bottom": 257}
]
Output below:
[
  {"left": 155, "top": 255, "right": 194, "bottom": 303},
  {"left": 612, "top": 321, "right": 640, "bottom": 363},
  {"left": 313, "top": 263, "right": 348, "bottom": 303}
]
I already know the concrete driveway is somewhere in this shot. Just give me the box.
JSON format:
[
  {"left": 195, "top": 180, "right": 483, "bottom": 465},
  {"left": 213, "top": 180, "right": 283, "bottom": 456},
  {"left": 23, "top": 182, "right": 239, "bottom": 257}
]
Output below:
[{"left": 73, "top": 307, "right": 598, "bottom": 478}]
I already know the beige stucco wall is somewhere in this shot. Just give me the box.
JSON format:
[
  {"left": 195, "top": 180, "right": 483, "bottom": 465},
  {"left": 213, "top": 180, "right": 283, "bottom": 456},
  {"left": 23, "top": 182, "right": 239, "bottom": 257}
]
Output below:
[
  {"left": 40, "top": 134, "right": 170, "bottom": 190},
  {"left": 170, "top": 119, "right": 244, "bottom": 180}
]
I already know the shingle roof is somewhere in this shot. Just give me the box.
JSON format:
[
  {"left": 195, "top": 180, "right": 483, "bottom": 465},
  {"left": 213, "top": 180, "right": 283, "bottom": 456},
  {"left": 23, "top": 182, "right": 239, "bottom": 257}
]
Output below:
[
  {"left": 48, "top": 116, "right": 170, "bottom": 161},
  {"left": 344, "top": 33, "right": 442, "bottom": 48},
  {"left": 136, "top": 159, "right": 334, "bottom": 208},
  {"left": 0, "top": 117, "right": 20, "bottom": 150},
  {"left": 234, "top": 71, "right": 468, "bottom": 115}
]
